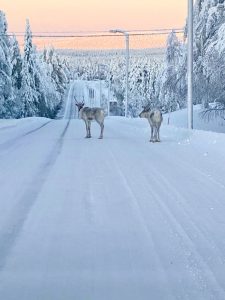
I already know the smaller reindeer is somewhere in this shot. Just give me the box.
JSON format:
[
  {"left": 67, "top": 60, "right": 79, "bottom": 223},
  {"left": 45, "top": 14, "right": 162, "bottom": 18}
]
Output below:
[
  {"left": 139, "top": 106, "right": 163, "bottom": 142},
  {"left": 75, "top": 99, "right": 105, "bottom": 139}
]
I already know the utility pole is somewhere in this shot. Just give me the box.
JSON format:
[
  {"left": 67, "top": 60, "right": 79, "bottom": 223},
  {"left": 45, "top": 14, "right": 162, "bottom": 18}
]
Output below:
[
  {"left": 188, "top": 0, "right": 194, "bottom": 129},
  {"left": 108, "top": 78, "right": 111, "bottom": 116},
  {"left": 125, "top": 33, "right": 129, "bottom": 118},
  {"left": 99, "top": 79, "right": 102, "bottom": 107}
]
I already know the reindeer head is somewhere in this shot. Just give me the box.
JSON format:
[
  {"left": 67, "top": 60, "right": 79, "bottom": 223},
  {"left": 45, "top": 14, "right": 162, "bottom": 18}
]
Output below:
[
  {"left": 139, "top": 105, "right": 151, "bottom": 118},
  {"left": 75, "top": 97, "right": 85, "bottom": 111}
]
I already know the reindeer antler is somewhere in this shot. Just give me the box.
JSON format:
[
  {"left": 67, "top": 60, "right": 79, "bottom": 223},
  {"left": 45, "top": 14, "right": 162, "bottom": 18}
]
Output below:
[
  {"left": 74, "top": 96, "right": 79, "bottom": 104},
  {"left": 143, "top": 103, "right": 151, "bottom": 111}
]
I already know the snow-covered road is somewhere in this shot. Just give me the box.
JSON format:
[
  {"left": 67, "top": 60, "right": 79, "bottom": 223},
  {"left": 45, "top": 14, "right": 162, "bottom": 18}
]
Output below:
[{"left": 1, "top": 81, "right": 225, "bottom": 299}]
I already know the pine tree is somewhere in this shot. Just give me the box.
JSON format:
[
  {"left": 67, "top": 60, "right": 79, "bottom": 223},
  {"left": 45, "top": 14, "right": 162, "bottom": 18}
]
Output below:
[
  {"left": 192, "top": 0, "right": 225, "bottom": 108},
  {"left": 11, "top": 36, "right": 23, "bottom": 90},
  {"left": 157, "top": 31, "right": 187, "bottom": 113},
  {"left": 0, "top": 10, "right": 15, "bottom": 118},
  {"left": 45, "top": 47, "right": 68, "bottom": 96},
  {"left": 9, "top": 35, "right": 23, "bottom": 117},
  {"left": 20, "top": 19, "right": 39, "bottom": 117}
]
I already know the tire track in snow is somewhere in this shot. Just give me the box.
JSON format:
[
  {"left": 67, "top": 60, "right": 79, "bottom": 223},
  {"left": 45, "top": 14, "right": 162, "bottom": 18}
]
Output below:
[
  {"left": 109, "top": 119, "right": 225, "bottom": 193},
  {"left": 105, "top": 146, "right": 175, "bottom": 299},
  {"left": 0, "top": 94, "right": 74, "bottom": 272},
  {"left": 116, "top": 137, "right": 225, "bottom": 298},
  {"left": 0, "top": 81, "right": 76, "bottom": 158},
  {"left": 0, "top": 124, "right": 18, "bottom": 131},
  {"left": 156, "top": 143, "right": 225, "bottom": 194},
  {"left": 148, "top": 156, "right": 225, "bottom": 259},
  {"left": 0, "top": 120, "right": 52, "bottom": 155},
  {"left": 147, "top": 145, "right": 225, "bottom": 223},
  {"left": 63, "top": 81, "right": 76, "bottom": 120},
  {"left": 141, "top": 168, "right": 225, "bottom": 299},
  {"left": 103, "top": 128, "right": 225, "bottom": 298}
]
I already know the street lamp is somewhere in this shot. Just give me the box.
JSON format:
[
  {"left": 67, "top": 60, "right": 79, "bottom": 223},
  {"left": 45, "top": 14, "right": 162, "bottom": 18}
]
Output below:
[
  {"left": 109, "top": 29, "right": 129, "bottom": 117},
  {"left": 187, "top": 0, "right": 193, "bottom": 129}
]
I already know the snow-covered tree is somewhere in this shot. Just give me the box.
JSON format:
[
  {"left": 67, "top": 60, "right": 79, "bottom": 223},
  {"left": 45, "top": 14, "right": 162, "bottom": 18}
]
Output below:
[
  {"left": 157, "top": 31, "right": 187, "bottom": 114},
  {"left": 44, "top": 47, "right": 68, "bottom": 96},
  {"left": 20, "top": 21, "right": 66, "bottom": 118},
  {"left": 191, "top": 0, "right": 225, "bottom": 115},
  {"left": 192, "top": 0, "right": 225, "bottom": 108},
  {"left": 158, "top": 0, "right": 225, "bottom": 119},
  {"left": 10, "top": 36, "right": 23, "bottom": 91},
  {"left": 0, "top": 12, "right": 70, "bottom": 119},
  {"left": 9, "top": 35, "right": 23, "bottom": 117},
  {"left": 20, "top": 19, "right": 39, "bottom": 117},
  {"left": 0, "top": 10, "right": 15, "bottom": 118},
  {"left": 128, "top": 60, "right": 160, "bottom": 117}
]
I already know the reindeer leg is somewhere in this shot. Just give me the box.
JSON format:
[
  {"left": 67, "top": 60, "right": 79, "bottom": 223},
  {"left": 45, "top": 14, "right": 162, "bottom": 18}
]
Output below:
[
  {"left": 84, "top": 121, "right": 89, "bottom": 138},
  {"left": 99, "top": 123, "right": 104, "bottom": 139},
  {"left": 95, "top": 119, "right": 104, "bottom": 139},
  {"left": 156, "top": 126, "right": 161, "bottom": 142},
  {"left": 155, "top": 124, "right": 161, "bottom": 142},
  {"left": 88, "top": 120, "right": 91, "bottom": 138},
  {"left": 150, "top": 126, "right": 154, "bottom": 142},
  {"left": 155, "top": 127, "right": 158, "bottom": 142}
]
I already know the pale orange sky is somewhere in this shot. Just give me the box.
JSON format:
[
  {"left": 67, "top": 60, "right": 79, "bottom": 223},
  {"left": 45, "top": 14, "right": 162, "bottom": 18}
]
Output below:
[{"left": 1, "top": 0, "right": 187, "bottom": 32}]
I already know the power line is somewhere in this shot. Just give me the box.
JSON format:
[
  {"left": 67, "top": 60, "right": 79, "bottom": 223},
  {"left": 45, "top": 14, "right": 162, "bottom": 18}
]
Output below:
[
  {"left": 5, "top": 29, "right": 184, "bottom": 38},
  {"left": 9, "top": 28, "right": 184, "bottom": 34},
  {"left": 8, "top": 28, "right": 183, "bottom": 34}
]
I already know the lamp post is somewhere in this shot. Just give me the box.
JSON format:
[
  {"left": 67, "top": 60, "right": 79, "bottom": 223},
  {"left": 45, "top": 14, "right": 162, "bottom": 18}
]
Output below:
[
  {"left": 107, "top": 75, "right": 111, "bottom": 116},
  {"left": 188, "top": 0, "right": 194, "bottom": 129},
  {"left": 109, "top": 29, "right": 129, "bottom": 117}
]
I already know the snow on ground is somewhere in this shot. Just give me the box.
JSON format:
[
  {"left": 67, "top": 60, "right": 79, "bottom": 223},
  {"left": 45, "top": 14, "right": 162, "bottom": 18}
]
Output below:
[
  {"left": 0, "top": 81, "right": 225, "bottom": 299},
  {"left": 165, "top": 104, "right": 225, "bottom": 133}
]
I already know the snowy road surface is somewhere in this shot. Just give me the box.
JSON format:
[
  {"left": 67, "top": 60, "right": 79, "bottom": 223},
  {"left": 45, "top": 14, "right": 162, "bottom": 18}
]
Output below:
[{"left": 0, "top": 81, "right": 225, "bottom": 299}]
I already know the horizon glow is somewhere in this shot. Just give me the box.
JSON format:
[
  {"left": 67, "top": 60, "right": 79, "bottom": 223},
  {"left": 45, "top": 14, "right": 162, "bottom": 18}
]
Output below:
[
  {"left": 2, "top": 0, "right": 187, "bottom": 33},
  {"left": 1, "top": 0, "right": 187, "bottom": 49}
]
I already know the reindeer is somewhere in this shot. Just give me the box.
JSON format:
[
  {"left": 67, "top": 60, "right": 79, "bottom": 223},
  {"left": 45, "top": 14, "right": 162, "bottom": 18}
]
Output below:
[
  {"left": 75, "top": 99, "right": 105, "bottom": 139},
  {"left": 139, "top": 106, "right": 163, "bottom": 142}
]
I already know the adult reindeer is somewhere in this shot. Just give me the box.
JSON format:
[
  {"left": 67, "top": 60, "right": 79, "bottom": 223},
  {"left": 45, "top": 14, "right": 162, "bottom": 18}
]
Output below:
[
  {"left": 75, "top": 98, "right": 105, "bottom": 139},
  {"left": 139, "top": 106, "right": 163, "bottom": 142}
]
